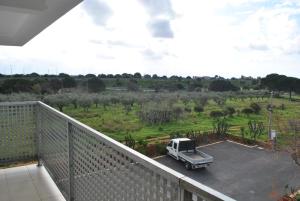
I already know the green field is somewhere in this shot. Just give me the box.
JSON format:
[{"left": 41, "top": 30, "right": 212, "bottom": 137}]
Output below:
[{"left": 63, "top": 97, "right": 300, "bottom": 143}]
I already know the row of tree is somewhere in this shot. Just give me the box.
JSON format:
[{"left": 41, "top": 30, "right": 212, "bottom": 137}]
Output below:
[
  {"left": 0, "top": 73, "right": 299, "bottom": 96},
  {"left": 261, "top": 74, "right": 300, "bottom": 100}
]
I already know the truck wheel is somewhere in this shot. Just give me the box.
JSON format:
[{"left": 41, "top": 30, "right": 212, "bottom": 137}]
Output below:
[{"left": 185, "top": 163, "right": 192, "bottom": 170}]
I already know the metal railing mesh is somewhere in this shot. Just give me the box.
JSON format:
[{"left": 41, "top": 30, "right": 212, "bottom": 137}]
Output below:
[
  {"left": 0, "top": 101, "right": 235, "bottom": 201},
  {"left": 0, "top": 102, "right": 37, "bottom": 163},
  {"left": 39, "top": 105, "right": 70, "bottom": 198},
  {"left": 70, "top": 123, "right": 179, "bottom": 201}
]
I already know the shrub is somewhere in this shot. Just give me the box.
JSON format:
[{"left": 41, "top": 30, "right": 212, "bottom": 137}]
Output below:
[
  {"left": 198, "top": 96, "right": 208, "bottom": 107},
  {"left": 170, "top": 131, "right": 183, "bottom": 139},
  {"left": 213, "top": 118, "right": 230, "bottom": 139},
  {"left": 248, "top": 120, "right": 265, "bottom": 142},
  {"left": 249, "top": 103, "right": 261, "bottom": 114},
  {"left": 240, "top": 127, "right": 246, "bottom": 142},
  {"left": 213, "top": 97, "right": 226, "bottom": 105},
  {"left": 296, "top": 194, "right": 300, "bottom": 201},
  {"left": 138, "top": 102, "right": 184, "bottom": 125},
  {"left": 136, "top": 139, "right": 148, "bottom": 154},
  {"left": 124, "top": 134, "right": 136, "bottom": 149},
  {"left": 210, "top": 111, "right": 224, "bottom": 118},
  {"left": 155, "top": 143, "right": 167, "bottom": 155},
  {"left": 241, "top": 108, "right": 253, "bottom": 116},
  {"left": 194, "top": 105, "right": 204, "bottom": 113},
  {"left": 224, "top": 107, "right": 235, "bottom": 117},
  {"left": 127, "top": 79, "right": 139, "bottom": 91},
  {"left": 184, "top": 107, "right": 192, "bottom": 113}
]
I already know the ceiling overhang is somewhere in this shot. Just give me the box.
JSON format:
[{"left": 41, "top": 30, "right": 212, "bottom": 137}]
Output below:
[{"left": 0, "top": 0, "right": 83, "bottom": 46}]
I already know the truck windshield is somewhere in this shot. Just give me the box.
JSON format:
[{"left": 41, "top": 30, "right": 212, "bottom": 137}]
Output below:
[{"left": 178, "top": 140, "right": 196, "bottom": 152}]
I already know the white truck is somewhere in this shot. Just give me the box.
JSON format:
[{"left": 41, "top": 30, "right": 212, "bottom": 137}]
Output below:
[{"left": 166, "top": 138, "right": 214, "bottom": 170}]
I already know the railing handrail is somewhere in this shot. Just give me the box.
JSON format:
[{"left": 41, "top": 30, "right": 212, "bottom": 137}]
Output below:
[{"left": 0, "top": 101, "right": 38, "bottom": 106}]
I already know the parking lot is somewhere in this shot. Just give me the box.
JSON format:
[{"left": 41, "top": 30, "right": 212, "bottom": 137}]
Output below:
[{"left": 155, "top": 141, "right": 300, "bottom": 201}]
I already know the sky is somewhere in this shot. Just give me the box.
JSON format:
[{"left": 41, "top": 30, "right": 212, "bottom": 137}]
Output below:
[{"left": 0, "top": 0, "right": 300, "bottom": 78}]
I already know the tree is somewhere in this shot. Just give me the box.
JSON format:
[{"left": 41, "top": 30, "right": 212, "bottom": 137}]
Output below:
[
  {"left": 58, "top": 73, "right": 69, "bottom": 78},
  {"left": 45, "top": 94, "right": 70, "bottom": 112},
  {"left": 49, "top": 78, "right": 62, "bottom": 92},
  {"left": 62, "top": 76, "right": 76, "bottom": 88},
  {"left": 152, "top": 74, "right": 158, "bottom": 79},
  {"left": 98, "top": 74, "right": 107, "bottom": 78},
  {"left": 144, "top": 74, "right": 151, "bottom": 79},
  {"left": 133, "top": 72, "right": 142, "bottom": 79},
  {"left": 209, "top": 80, "right": 239, "bottom": 92},
  {"left": 261, "top": 74, "right": 300, "bottom": 100},
  {"left": 188, "top": 79, "right": 202, "bottom": 91},
  {"left": 29, "top": 72, "right": 39, "bottom": 77},
  {"left": 85, "top": 74, "right": 96, "bottom": 78},
  {"left": 87, "top": 77, "right": 106, "bottom": 93},
  {"left": 78, "top": 96, "right": 92, "bottom": 112},
  {"left": 0, "top": 78, "right": 33, "bottom": 93}
]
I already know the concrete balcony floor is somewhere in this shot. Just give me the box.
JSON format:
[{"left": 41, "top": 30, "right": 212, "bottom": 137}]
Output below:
[{"left": 0, "top": 164, "right": 65, "bottom": 201}]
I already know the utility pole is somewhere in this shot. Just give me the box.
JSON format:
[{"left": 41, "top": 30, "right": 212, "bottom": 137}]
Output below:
[
  {"left": 268, "top": 91, "right": 274, "bottom": 149},
  {"left": 268, "top": 91, "right": 274, "bottom": 139}
]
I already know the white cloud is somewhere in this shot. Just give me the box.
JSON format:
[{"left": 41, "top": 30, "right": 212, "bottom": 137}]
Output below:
[{"left": 0, "top": 0, "right": 300, "bottom": 78}]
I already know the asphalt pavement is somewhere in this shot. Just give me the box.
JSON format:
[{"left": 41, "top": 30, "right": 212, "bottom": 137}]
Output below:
[{"left": 155, "top": 141, "right": 300, "bottom": 201}]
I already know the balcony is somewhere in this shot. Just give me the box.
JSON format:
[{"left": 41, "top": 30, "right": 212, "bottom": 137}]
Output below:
[
  {"left": 0, "top": 164, "right": 65, "bottom": 201},
  {"left": 0, "top": 101, "right": 236, "bottom": 201}
]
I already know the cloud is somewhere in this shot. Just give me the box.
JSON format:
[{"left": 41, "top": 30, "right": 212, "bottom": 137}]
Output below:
[
  {"left": 89, "top": 39, "right": 141, "bottom": 48},
  {"left": 106, "top": 40, "right": 142, "bottom": 48},
  {"left": 83, "top": 0, "right": 112, "bottom": 26},
  {"left": 139, "top": 0, "right": 175, "bottom": 38},
  {"left": 230, "top": 2, "right": 300, "bottom": 55},
  {"left": 148, "top": 19, "right": 174, "bottom": 38},
  {"left": 249, "top": 43, "right": 269, "bottom": 51},
  {"left": 96, "top": 54, "right": 115, "bottom": 60},
  {"left": 141, "top": 49, "right": 163, "bottom": 60},
  {"left": 139, "top": 0, "right": 174, "bottom": 17},
  {"left": 89, "top": 39, "right": 105, "bottom": 45},
  {"left": 141, "top": 48, "right": 175, "bottom": 60}
]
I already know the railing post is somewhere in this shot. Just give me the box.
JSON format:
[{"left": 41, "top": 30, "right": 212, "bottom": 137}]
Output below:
[
  {"left": 68, "top": 122, "right": 75, "bottom": 201},
  {"left": 36, "top": 103, "right": 42, "bottom": 167},
  {"left": 183, "top": 190, "right": 193, "bottom": 201}
]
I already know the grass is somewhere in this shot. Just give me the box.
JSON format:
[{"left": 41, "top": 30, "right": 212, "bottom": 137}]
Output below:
[{"left": 63, "top": 97, "right": 300, "bottom": 143}]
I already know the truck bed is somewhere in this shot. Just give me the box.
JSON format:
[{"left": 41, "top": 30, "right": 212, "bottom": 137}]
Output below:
[
  {"left": 181, "top": 152, "right": 205, "bottom": 160},
  {"left": 178, "top": 150, "right": 213, "bottom": 165}
]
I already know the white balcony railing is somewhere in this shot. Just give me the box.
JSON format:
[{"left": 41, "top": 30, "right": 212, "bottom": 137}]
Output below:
[{"left": 0, "top": 101, "right": 236, "bottom": 201}]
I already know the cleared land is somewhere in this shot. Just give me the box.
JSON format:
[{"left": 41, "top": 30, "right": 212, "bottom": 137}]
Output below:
[{"left": 64, "top": 96, "right": 300, "bottom": 143}]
